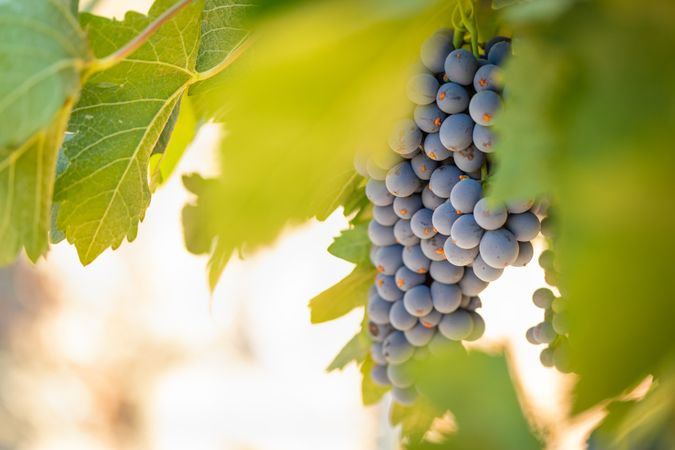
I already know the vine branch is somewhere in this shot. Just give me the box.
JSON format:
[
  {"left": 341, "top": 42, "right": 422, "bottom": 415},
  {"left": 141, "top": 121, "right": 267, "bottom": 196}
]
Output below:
[
  {"left": 87, "top": 0, "right": 195, "bottom": 74},
  {"left": 191, "top": 36, "right": 253, "bottom": 83}
]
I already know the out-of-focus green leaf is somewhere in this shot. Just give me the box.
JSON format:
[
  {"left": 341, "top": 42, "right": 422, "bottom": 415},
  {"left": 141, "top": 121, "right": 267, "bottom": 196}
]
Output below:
[
  {"left": 0, "top": 103, "right": 73, "bottom": 264},
  {"left": 489, "top": 0, "right": 675, "bottom": 412},
  {"left": 391, "top": 398, "right": 449, "bottom": 447},
  {"left": 360, "top": 354, "right": 388, "bottom": 406},
  {"left": 308, "top": 265, "right": 371, "bottom": 324},
  {"left": 326, "top": 326, "right": 370, "bottom": 371},
  {"left": 410, "top": 347, "right": 541, "bottom": 450},
  {"left": 492, "top": 0, "right": 528, "bottom": 9},
  {"left": 0, "top": 0, "right": 89, "bottom": 149},
  {"left": 150, "top": 96, "right": 198, "bottom": 189},
  {"left": 327, "top": 223, "right": 370, "bottom": 265},
  {"left": 185, "top": 0, "right": 450, "bottom": 287}
]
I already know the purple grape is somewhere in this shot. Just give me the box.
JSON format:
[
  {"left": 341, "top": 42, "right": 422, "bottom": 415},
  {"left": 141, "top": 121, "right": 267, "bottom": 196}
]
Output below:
[
  {"left": 436, "top": 82, "right": 469, "bottom": 114},
  {"left": 479, "top": 228, "right": 519, "bottom": 269},
  {"left": 386, "top": 161, "right": 422, "bottom": 197},
  {"left": 393, "top": 219, "right": 420, "bottom": 246},
  {"left": 429, "top": 164, "right": 463, "bottom": 198},
  {"left": 410, "top": 153, "right": 438, "bottom": 181},
  {"left": 453, "top": 145, "right": 485, "bottom": 173},
  {"left": 411, "top": 208, "right": 436, "bottom": 239},
  {"left": 393, "top": 194, "right": 422, "bottom": 220},
  {"left": 429, "top": 260, "right": 464, "bottom": 284},
  {"left": 449, "top": 178, "right": 483, "bottom": 214},
  {"left": 423, "top": 133, "right": 452, "bottom": 161},
  {"left": 439, "top": 113, "right": 474, "bottom": 151},
  {"left": 444, "top": 48, "right": 479, "bottom": 86},
  {"left": 443, "top": 240, "right": 479, "bottom": 266},
  {"left": 402, "top": 244, "right": 431, "bottom": 274},
  {"left": 407, "top": 73, "right": 440, "bottom": 105}
]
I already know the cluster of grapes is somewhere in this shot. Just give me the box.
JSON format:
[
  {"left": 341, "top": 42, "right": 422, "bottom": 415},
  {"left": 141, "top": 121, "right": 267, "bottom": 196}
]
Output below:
[
  {"left": 526, "top": 216, "right": 573, "bottom": 372},
  {"left": 354, "top": 30, "right": 544, "bottom": 405}
]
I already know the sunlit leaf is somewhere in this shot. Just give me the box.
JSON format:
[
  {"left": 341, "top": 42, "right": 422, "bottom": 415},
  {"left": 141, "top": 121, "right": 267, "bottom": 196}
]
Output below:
[
  {"left": 327, "top": 223, "right": 370, "bottom": 265},
  {"left": 195, "top": 0, "right": 253, "bottom": 72},
  {"left": 326, "top": 326, "right": 370, "bottom": 371},
  {"left": 308, "top": 265, "right": 371, "bottom": 324}
]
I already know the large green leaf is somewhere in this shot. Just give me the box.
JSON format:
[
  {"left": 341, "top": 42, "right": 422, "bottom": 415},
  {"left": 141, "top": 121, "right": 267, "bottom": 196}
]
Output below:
[
  {"left": 327, "top": 223, "right": 370, "bottom": 265},
  {"left": 489, "top": 0, "right": 675, "bottom": 411},
  {"left": 185, "top": 0, "right": 450, "bottom": 286},
  {"left": 0, "top": 103, "right": 73, "bottom": 264},
  {"left": 195, "top": 0, "right": 253, "bottom": 72},
  {"left": 0, "top": 0, "right": 89, "bottom": 149},
  {"left": 53, "top": 0, "right": 204, "bottom": 264}
]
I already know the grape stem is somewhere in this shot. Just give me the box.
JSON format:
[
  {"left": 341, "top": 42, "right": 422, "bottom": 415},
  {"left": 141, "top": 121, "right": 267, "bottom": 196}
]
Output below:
[
  {"left": 456, "top": 0, "right": 479, "bottom": 57},
  {"left": 191, "top": 37, "right": 253, "bottom": 82},
  {"left": 87, "top": 0, "right": 195, "bottom": 74}
]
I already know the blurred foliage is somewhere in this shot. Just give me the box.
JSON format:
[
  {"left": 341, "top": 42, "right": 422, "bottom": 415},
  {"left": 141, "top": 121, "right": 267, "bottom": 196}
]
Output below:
[
  {"left": 184, "top": 0, "right": 451, "bottom": 286},
  {"left": 490, "top": 0, "right": 675, "bottom": 413}
]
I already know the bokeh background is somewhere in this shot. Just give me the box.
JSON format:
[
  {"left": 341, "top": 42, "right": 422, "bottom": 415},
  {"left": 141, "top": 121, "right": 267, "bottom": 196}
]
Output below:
[{"left": 0, "top": 1, "right": 599, "bottom": 449}]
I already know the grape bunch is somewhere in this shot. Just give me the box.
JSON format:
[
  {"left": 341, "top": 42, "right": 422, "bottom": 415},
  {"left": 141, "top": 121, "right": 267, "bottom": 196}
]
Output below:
[
  {"left": 525, "top": 215, "right": 574, "bottom": 373},
  {"left": 355, "top": 30, "right": 542, "bottom": 405}
]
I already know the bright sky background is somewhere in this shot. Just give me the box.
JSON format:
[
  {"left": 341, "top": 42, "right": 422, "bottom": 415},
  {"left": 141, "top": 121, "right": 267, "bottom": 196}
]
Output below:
[{"left": 20, "top": 2, "right": 598, "bottom": 449}]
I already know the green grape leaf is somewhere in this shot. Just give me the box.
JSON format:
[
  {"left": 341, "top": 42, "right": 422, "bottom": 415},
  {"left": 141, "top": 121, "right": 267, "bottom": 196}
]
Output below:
[
  {"left": 489, "top": 0, "right": 675, "bottom": 413},
  {"left": 391, "top": 398, "right": 448, "bottom": 447},
  {"left": 360, "top": 354, "right": 388, "bottom": 406},
  {"left": 410, "top": 347, "right": 541, "bottom": 450},
  {"left": 0, "top": 0, "right": 89, "bottom": 150},
  {"left": 195, "top": 0, "right": 253, "bottom": 72},
  {"left": 326, "top": 326, "right": 370, "bottom": 372},
  {"left": 54, "top": 0, "right": 203, "bottom": 264},
  {"left": 308, "top": 265, "right": 371, "bottom": 324},
  {"left": 0, "top": 103, "right": 73, "bottom": 264},
  {"left": 327, "top": 223, "right": 371, "bottom": 265},
  {"left": 185, "top": 0, "right": 450, "bottom": 287},
  {"left": 149, "top": 96, "right": 198, "bottom": 189}
]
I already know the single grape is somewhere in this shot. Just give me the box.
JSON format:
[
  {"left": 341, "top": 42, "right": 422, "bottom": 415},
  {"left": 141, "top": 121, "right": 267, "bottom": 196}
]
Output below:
[
  {"left": 429, "top": 260, "right": 464, "bottom": 284},
  {"left": 421, "top": 185, "right": 445, "bottom": 209},
  {"left": 430, "top": 281, "right": 462, "bottom": 313},
  {"left": 414, "top": 104, "right": 446, "bottom": 133},
  {"left": 393, "top": 219, "right": 420, "bottom": 246},
  {"left": 354, "top": 152, "right": 369, "bottom": 176},
  {"left": 366, "top": 179, "right": 394, "bottom": 206},
  {"left": 506, "top": 212, "right": 541, "bottom": 241},
  {"left": 453, "top": 145, "right": 485, "bottom": 173},
  {"left": 443, "top": 240, "right": 479, "bottom": 266},
  {"left": 389, "top": 300, "right": 418, "bottom": 331},
  {"left": 552, "top": 312, "right": 569, "bottom": 335},
  {"left": 444, "top": 48, "right": 479, "bottom": 86},
  {"left": 373, "top": 204, "right": 398, "bottom": 226},
  {"left": 410, "top": 153, "right": 439, "bottom": 181},
  {"left": 458, "top": 267, "right": 489, "bottom": 296},
  {"left": 420, "top": 234, "right": 447, "bottom": 261},
  {"left": 368, "top": 321, "right": 392, "bottom": 343},
  {"left": 394, "top": 265, "right": 425, "bottom": 291},
  {"left": 421, "top": 28, "right": 453, "bottom": 73},
  {"left": 407, "top": 73, "right": 440, "bottom": 105},
  {"left": 386, "top": 161, "right": 422, "bottom": 197},
  {"left": 366, "top": 159, "right": 387, "bottom": 180},
  {"left": 506, "top": 199, "right": 534, "bottom": 214},
  {"left": 472, "top": 124, "right": 495, "bottom": 153},
  {"left": 403, "top": 285, "right": 434, "bottom": 317},
  {"left": 388, "top": 119, "right": 423, "bottom": 155},
  {"left": 450, "top": 214, "right": 484, "bottom": 249},
  {"left": 484, "top": 36, "right": 510, "bottom": 56},
  {"left": 473, "top": 198, "right": 508, "bottom": 230},
  {"left": 392, "top": 386, "right": 418, "bottom": 406},
  {"left": 472, "top": 254, "right": 503, "bottom": 282},
  {"left": 552, "top": 341, "right": 573, "bottom": 373},
  {"left": 525, "top": 326, "right": 539, "bottom": 345},
  {"left": 551, "top": 297, "right": 566, "bottom": 313},
  {"left": 382, "top": 330, "right": 415, "bottom": 364},
  {"left": 438, "top": 309, "right": 474, "bottom": 340},
  {"left": 539, "top": 347, "right": 554, "bottom": 368},
  {"left": 371, "top": 343, "right": 387, "bottom": 365},
  {"left": 479, "top": 228, "right": 519, "bottom": 269},
  {"left": 368, "top": 220, "right": 397, "bottom": 246},
  {"left": 487, "top": 41, "right": 511, "bottom": 66},
  {"left": 431, "top": 201, "right": 460, "bottom": 235},
  {"left": 532, "top": 287, "right": 555, "bottom": 309},
  {"left": 436, "top": 82, "right": 469, "bottom": 114},
  {"left": 423, "top": 133, "right": 452, "bottom": 161},
  {"left": 450, "top": 178, "right": 483, "bottom": 214},
  {"left": 534, "top": 321, "right": 556, "bottom": 344},
  {"left": 512, "top": 241, "right": 534, "bottom": 266},
  {"left": 374, "top": 244, "right": 403, "bottom": 275},
  {"left": 540, "top": 216, "right": 554, "bottom": 238},
  {"left": 469, "top": 90, "right": 502, "bottom": 126},
  {"left": 411, "top": 208, "right": 436, "bottom": 239},
  {"left": 393, "top": 194, "right": 422, "bottom": 220},
  {"left": 387, "top": 362, "right": 415, "bottom": 388},
  {"left": 429, "top": 164, "right": 463, "bottom": 198},
  {"left": 420, "top": 309, "right": 442, "bottom": 328},
  {"left": 405, "top": 323, "right": 435, "bottom": 347},
  {"left": 464, "top": 312, "right": 485, "bottom": 341},
  {"left": 371, "top": 364, "right": 391, "bottom": 386},
  {"left": 402, "top": 245, "right": 431, "bottom": 274},
  {"left": 473, "top": 64, "right": 503, "bottom": 92},
  {"left": 368, "top": 293, "right": 393, "bottom": 325},
  {"left": 538, "top": 249, "right": 556, "bottom": 271},
  {"left": 439, "top": 113, "right": 474, "bottom": 151},
  {"left": 375, "top": 273, "right": 403, "bottom": 301}
]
